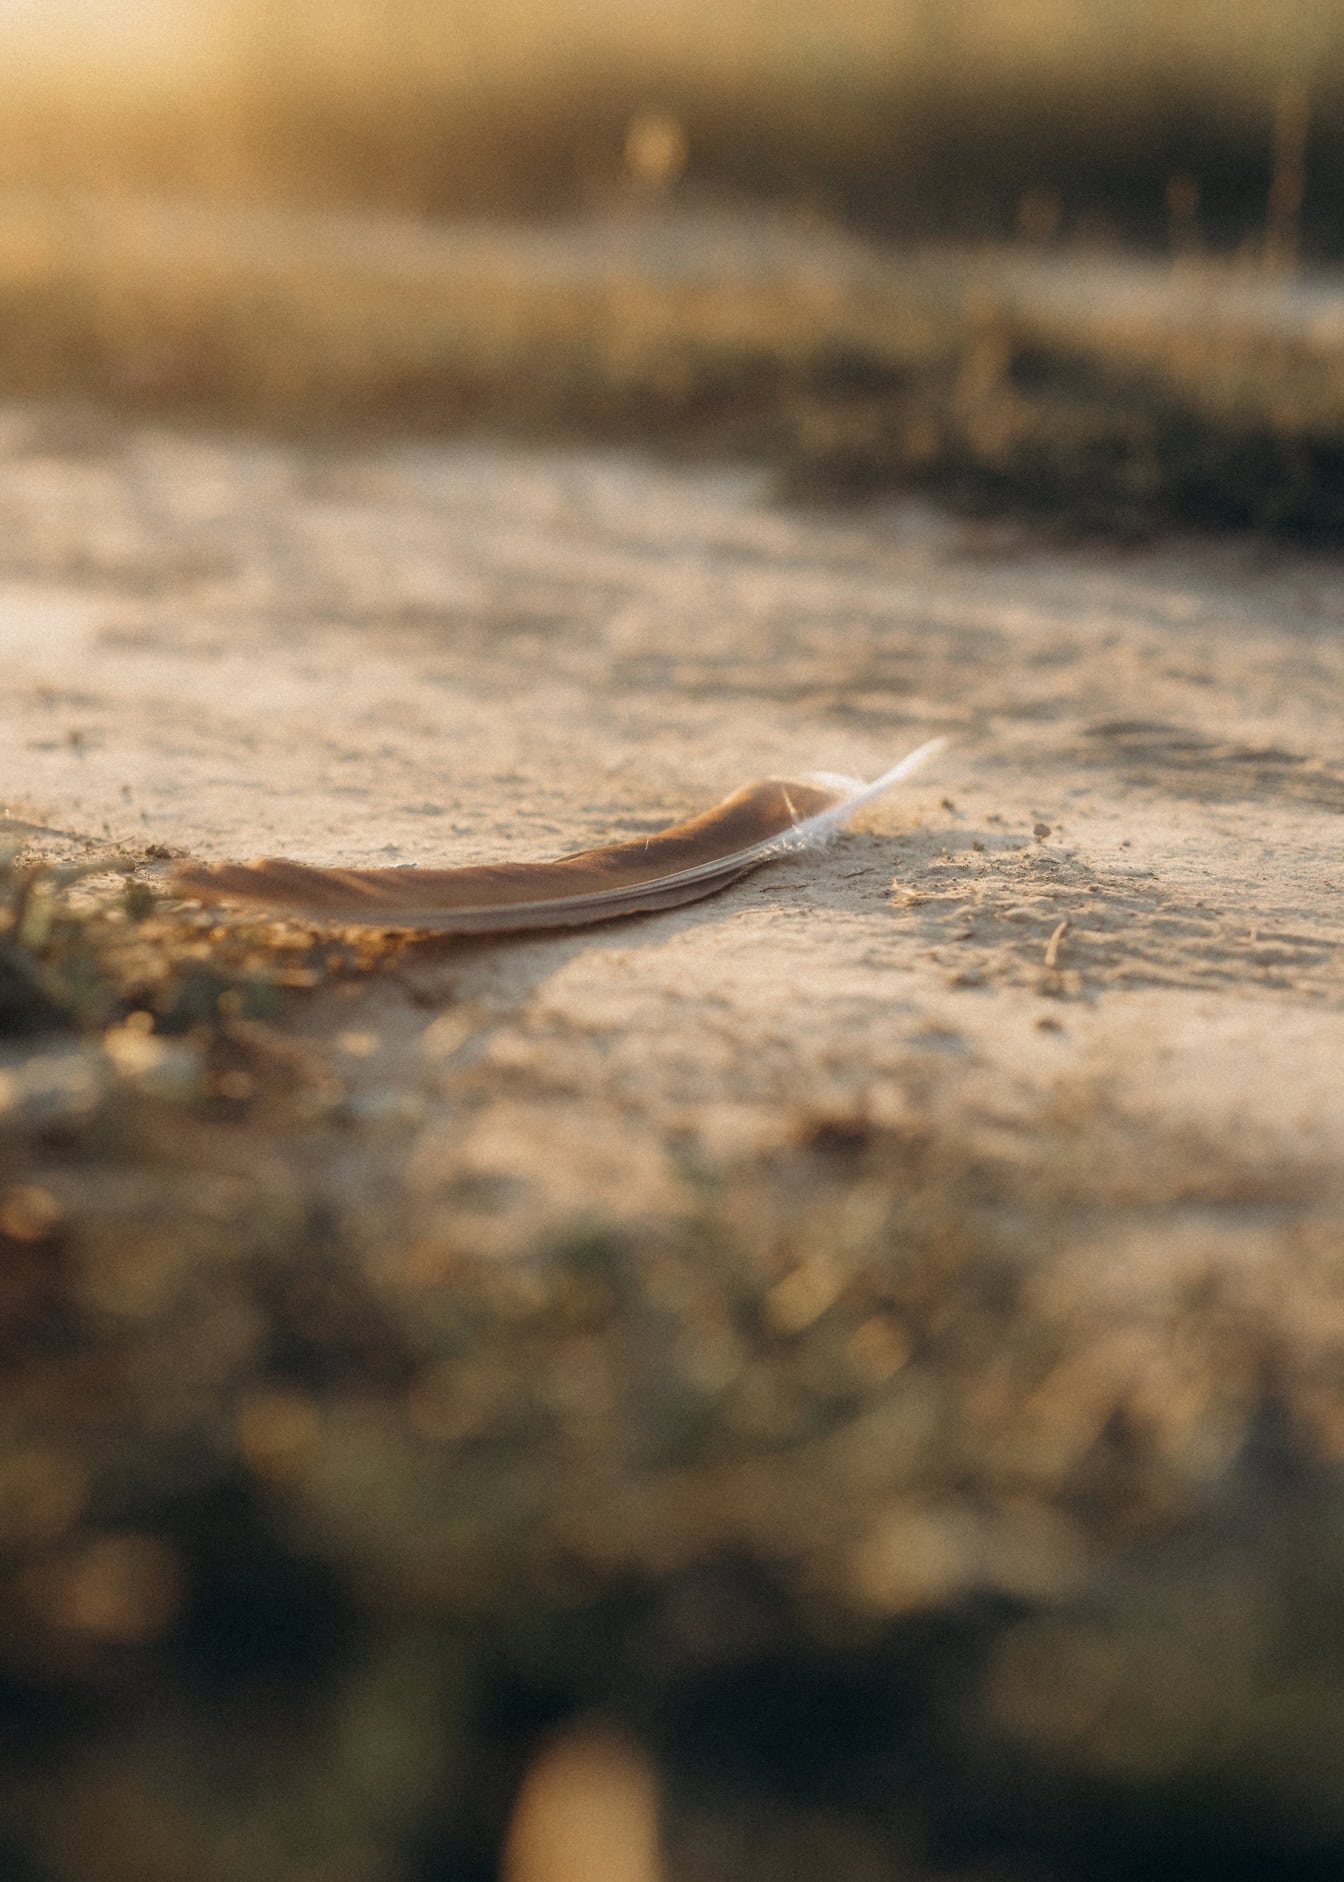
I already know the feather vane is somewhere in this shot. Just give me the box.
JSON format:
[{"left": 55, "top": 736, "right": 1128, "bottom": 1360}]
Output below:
[{"left": 171, "top": 737, "right": 944, "bottom": 933}]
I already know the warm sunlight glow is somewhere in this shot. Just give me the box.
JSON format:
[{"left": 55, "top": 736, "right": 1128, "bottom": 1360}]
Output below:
[{"left": 0, "top": 0, "right": 212, "bottom": 74}]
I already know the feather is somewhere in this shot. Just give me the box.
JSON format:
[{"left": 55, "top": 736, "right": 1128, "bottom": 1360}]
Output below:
[{"left": 171, "top": 737, "right": 945, "bottom": 934}]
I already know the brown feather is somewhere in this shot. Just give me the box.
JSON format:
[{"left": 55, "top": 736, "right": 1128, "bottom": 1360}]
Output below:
[
  {"left": 171, "top": 778, "right": 846, "bottom": 933},
  {"left": 170, "top": 740, "right": 946, "bottom": 934}
]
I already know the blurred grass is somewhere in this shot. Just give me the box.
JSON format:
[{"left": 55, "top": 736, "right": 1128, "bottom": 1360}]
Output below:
[
  {"left": 5, "top": 816, "right": 1344, "bottom": 1881},
  {"left": 4, "top": 960, "right": 1344, "bottom": 1878},
  {"left": 6, "top": 1, "right": 1344, "bottom": 250},
  {"left": 0, "top": 3, "right": 1342, "bottom": 534},
  {"left": 2, "top": 188, "right": 1343, "bottom": 537},
  {"left": 0, "top": 843, "right": 388, "bottom": 1123}
]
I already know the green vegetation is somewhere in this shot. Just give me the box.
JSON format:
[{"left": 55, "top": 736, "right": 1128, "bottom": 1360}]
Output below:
[
  {"left": 0, "top": 846, "right": 386, "bottom": 1134},
  {"left": 3, "top": 847, "right": 330, "bottom": 1035}
]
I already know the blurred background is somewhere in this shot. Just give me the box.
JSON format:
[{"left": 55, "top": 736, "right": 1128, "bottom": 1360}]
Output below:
[
  {"left": 4, "top": 0, "right": 1341, "bottom": 538},
  {"left": 4, "top": 10, "right": 1344, "bottom": 1882},
  {"left": 1, "top": 0, "right": 1339, "bottom": 252}
]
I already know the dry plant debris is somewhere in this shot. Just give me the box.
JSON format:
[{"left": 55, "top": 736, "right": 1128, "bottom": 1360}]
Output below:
[{"left": 0, "top": 195, "right": 1341, "bottom": 538}]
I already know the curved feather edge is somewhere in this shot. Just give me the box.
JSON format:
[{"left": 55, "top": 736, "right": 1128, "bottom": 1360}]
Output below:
[{"left": 171, "top": 736, "right": 946, "bottom": 933}]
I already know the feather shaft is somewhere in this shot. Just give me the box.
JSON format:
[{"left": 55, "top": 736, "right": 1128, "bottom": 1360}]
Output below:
[{"left": 172, "top": 737, "right": 945, "bottom": 933}]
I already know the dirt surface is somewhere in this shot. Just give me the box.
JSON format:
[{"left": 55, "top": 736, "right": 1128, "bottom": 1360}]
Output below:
[
  {"left": 3, "top": 405, "right": 1344, "bottom": 1882},
  {"left": 2, "top": 409, "right": 1341, "bottom": 1198}
]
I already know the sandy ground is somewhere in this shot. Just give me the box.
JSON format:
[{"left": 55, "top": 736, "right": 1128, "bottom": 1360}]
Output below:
[
  {"left": 3, "top": 403, "right": 1344, "bottom": 1882},
  {"left": 1, "top": 406, "right": 1341, "bottom": 1226}
]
